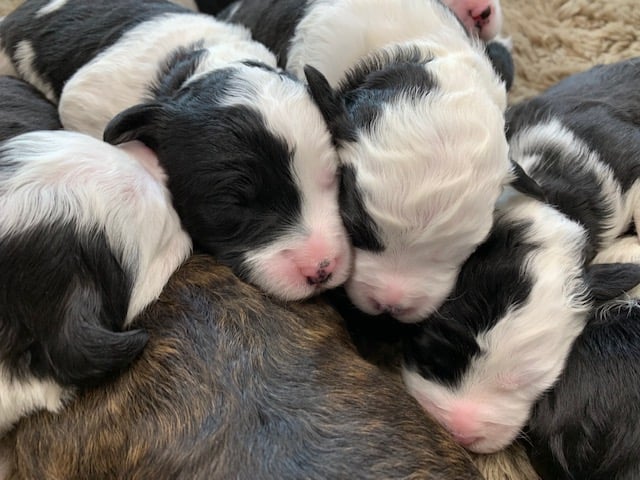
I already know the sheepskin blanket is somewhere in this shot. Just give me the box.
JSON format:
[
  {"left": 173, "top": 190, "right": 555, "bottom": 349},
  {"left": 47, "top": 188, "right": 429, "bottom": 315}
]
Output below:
[{"left": 0, "top": 0, "right": 638, "bottom": 479}]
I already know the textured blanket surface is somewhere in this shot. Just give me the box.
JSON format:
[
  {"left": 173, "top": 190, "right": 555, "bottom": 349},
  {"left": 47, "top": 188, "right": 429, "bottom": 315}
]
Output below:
[{"left": 0, "top": 0, "right": 637, "bottom": 479}]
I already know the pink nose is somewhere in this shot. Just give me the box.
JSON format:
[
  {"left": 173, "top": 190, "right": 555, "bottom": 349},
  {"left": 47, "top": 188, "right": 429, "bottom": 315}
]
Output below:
[
  {"left": 301, "top": 259, "right": 335, "bottom": 286},
  {"left": 472, "top": 6, "right": 492, "bottom": 23}
]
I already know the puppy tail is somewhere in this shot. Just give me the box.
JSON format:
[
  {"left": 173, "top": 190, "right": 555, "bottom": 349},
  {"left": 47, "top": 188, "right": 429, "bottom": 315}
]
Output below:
[
  {"left": 40, "top": 282, "right": 150, "bottom": 387},
  {"left": 45, "top": 325, "right": 149, "bottom": 387}
]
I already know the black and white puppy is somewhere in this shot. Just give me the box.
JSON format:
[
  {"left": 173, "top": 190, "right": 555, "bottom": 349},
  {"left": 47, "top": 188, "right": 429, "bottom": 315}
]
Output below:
[
  {"left": 217, "top": 0, "right": 522, "bottom": 323},
  {"left": 0, "top": 76, "right": 192, "bottom": 436},
  {"left": 0, "top": 0, "right": 351, "bottom": 301},
  {"left": 3, "top": 255, "right": 484, "bottom": 480},
  {"left": 402, "top": 57, "right": 640, "bottom": 454},
  {"left": 525, "top": 237, "right": 640, "bottom": 480}
]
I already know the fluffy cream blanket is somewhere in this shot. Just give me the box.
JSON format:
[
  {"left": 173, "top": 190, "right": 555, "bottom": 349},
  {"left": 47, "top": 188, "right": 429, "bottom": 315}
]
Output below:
[{"left": 1, "top": 0, "right": 637, "bottom": 479}]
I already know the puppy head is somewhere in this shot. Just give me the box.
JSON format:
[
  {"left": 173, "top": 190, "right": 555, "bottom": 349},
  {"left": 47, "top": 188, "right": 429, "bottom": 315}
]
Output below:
[
  {"left": 105, "top": 62, "right": 351, "bottom": 301},
  {"left": 401, "top": 199, "right": 640, "bottom": 454},
  {"left": 307, "top": 46, "right": 511, "bottom": 322},
  {"left": 0, "top": 130, "right": 191, "bottom": 389}
]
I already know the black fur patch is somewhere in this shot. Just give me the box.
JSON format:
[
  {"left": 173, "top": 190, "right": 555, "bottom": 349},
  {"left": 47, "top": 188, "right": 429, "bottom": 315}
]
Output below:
[
  {"left": 507, "top": 58, "right": 640, "bottom": 193},
  {"left": 220, "top": 0, "right": 313, "bottom": 68},
  {"left": 0, "top": 0, "right": 188, "bottom": 99},
  {"left": 526, "top": 300, "right": 640, "bottom": 479},
  {"left": 339, "top": 165, "right": 384, "bottom": 252},
  {"left": 0, "top": 76, "right": 61, "bottom": 142},
  {"left": 404, "top": 219, "right": 536, "bottom": 387},
  {"left": 522, "top": 142, "right": 612, "bottom": 257},
  {"left": 150, "top": 44, "right": 208, "bottom": 100},
  {"left": 105, "top": 68, "right": 302, "bottom": 281},
  {"left": 0, "top": 220, "right": 147, "bottom": 387},
  {"left": 337, "top": 46, "right": 438, "bottom": 133}
]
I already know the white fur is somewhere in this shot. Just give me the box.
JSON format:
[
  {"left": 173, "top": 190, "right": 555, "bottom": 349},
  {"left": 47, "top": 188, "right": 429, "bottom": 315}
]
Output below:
[
  {"left": 342, "top": 42, "right": 509, "bottom": 322},
  {"left": 59, "top": 12, "right": 274, "bottom": 138},
  {"left": 279, "top": 0, "right": 509, "bottom": 320},
  {"left": 12, "top": 41, "right": 56, "bottom": 102},
  {"left": 56, "top": 9, "right": 352, "bottom": 301},
  {"left": 510, "top": 119, "right": 640, "bottom": 246},
  {"left": 216, "top": 66, "right": 352, "bottom": 299},
  {"left": 403, "top": 193, "right": 592, "bottom": 453},
  {"left": 0, "top": 364, "right": 71, "bottom": 437},
  {"left": 0, "top": 131, "right": 192, "bottom": 323},
  {"left": 286, "top": 0, "right": 491, "bottom": 87},
  {"left": 36, "top": 0, "right": 70, "bottom": 17}
]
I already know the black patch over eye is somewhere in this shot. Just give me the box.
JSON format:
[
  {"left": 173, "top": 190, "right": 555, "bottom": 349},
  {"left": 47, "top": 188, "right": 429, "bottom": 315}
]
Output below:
[
  {"left": 339, "top": 165, "right": 384, "bottom": 252},
  {"left": 404, "top": 319, "right": 481, "bottom": 388}
]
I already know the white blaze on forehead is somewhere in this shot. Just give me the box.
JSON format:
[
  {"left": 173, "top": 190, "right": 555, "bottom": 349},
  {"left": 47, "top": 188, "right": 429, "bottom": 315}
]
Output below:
[
  {"left": 216, "top": 64, "right": 343, "bottom": 235},
  {"left": 13, "top": 41, "right": 56, "bottom": 102},
  {"left": 36, "top": 0, "right": 70, "bottom": 17},
  {"left": 0, "top": 131, "right": 192, "bottom": 323}
]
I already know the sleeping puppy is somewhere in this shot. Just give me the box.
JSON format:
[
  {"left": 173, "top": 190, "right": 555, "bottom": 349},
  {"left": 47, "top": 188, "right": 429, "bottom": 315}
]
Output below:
[
  {"left": 0, "top": 75, "right": 61, "bottom": 141},
  {"left": 0, "top": 0, "right": 351, "bottom": 301},
  {"left": 4, "top": 255, "right": 484, "bottom": 480},
  {"left": 0, "top": 77, "right": 192, "bottom": 436},
  {"left": 203, "top": 0, "right": 514, "bottom": 88},
  {"left": 216, "top": 0, "right": 523, "bottom": 323},
  {"left": 401, "top": 57, "right": 640, "bottom": 454},
  {"left": 525, "top": 237, "right": 640, "bottom": 480}
]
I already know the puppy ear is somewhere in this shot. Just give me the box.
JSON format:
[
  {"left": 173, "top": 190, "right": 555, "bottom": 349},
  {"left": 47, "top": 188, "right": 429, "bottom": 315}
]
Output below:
[
  {"left": 304, "top": 65, "right": 355, "bottom": 146},
  {"left": 585, "top": 262, "right": 640, "bottom": 303},
  {"left": 43, "top": 283, "right": 149, "bottom": 387},
  {"left": 103, "top": 102, "right": 166, "bottom": 148},
  {"left": 507, "top": 160, "right": 547, "bottom": 202}
]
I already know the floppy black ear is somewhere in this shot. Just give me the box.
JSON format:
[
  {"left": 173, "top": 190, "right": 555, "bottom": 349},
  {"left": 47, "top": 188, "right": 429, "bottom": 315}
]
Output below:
[
  {"left": 304, "top": 65, "right": 355, "bottom": 145},
  {"left": 103, "top": 102, "right": 166, "bottom": 147},
  {"left": 586, "top": 262, "right": 640, "bottom": 303},
  {"left": 508, "top": 160, "right": 547, "bottom": 202}
]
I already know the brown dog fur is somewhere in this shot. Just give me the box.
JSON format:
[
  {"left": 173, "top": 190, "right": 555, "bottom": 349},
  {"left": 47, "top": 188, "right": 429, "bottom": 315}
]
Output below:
[{"left": 5, "top": 255, "right": 482, "bottom": 480}]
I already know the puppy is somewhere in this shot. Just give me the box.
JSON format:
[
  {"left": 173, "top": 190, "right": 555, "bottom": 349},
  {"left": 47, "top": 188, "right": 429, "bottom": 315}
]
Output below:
[
  {"left": 525, "top": 237, "right": 640, "bottom": 480},
  {"left": 4, "top": 255, "right": 484, "bottom": 480},
  {"left": 0, "top": 77, "right": 192, "bottom": 436},
  {"left": 0, "top": 75, "right": 61, "bottom": 141},
  {"left": 402, "top": 57, "right": 640, "bottom": 454},
  {"left": 0, "top": 0, "right": 351, "bottom": 301},
  {"left": 217, "top": 0, "right": 525, "bottom": 323}
]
